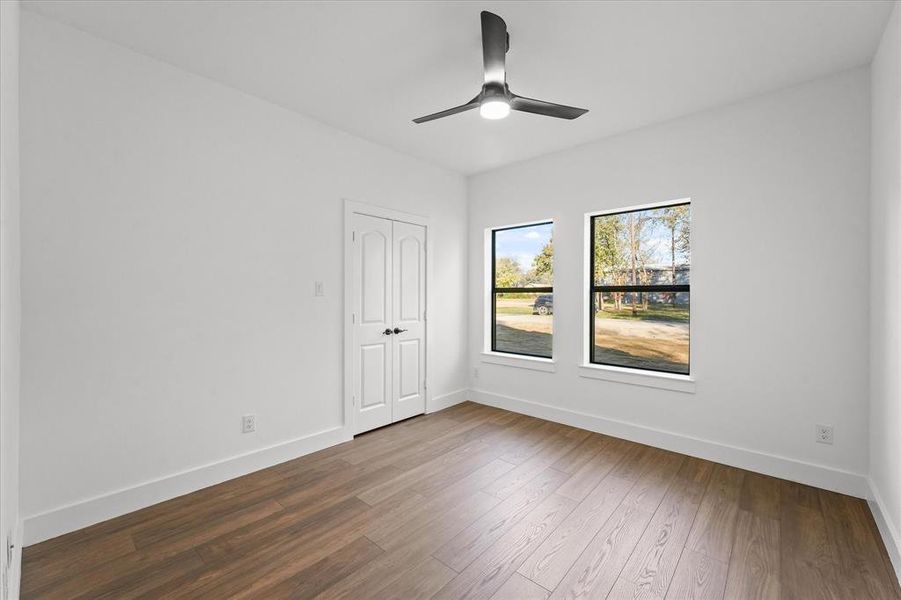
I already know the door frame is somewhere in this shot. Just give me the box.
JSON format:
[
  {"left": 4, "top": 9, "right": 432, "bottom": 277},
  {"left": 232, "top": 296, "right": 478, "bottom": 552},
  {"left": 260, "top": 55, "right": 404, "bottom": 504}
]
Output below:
[{"left": 343, "top": 199, "right": 431, "bottom": 437}]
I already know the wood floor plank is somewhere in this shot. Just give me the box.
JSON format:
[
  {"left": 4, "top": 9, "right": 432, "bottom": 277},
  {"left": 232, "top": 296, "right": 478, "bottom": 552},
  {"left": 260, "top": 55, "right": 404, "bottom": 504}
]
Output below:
[
  {"left": 555, "top": 439, "right": 639, "bottom": 502},
  {"left": 489, "top": 409, "right": 526, "bottom": 426},
  {"left": 617, "top": 459, "right": 711, "bottom": 597},
  {"left": 366, "top": 557, "right": 456, "bottom": 600},
  {"left": 432, "top": 493, "right": 577, "bottom": 600},
  {"left": 366, "top": 461, "right": 512, "bottom": 551},
  {"left": 155, "top": 498, "right": 398, "bottom": 598},
  {"left": 723, "top": 510, "right": 780, "bottom": 600},
  {"left": 607, "top": 577, "right": 665, "bottom": 599},
  {"left": 276, "top": 463, "right": 402, "bottom": 508},
  {"left": 371, "top": 421, "right": 501, "bottom": 473},
  {"left": 132, "top": 498, "right": 283, "bottom": 553},
  {"left": 517, "top": 472, "right": 637, "bottom": 590},
  {"left": 491, "top": 573, "right": 550, "bottom": 600},
  {"left": 105, "top": 462, "right": 322, "bottom": 546},
  {"left": 544, "top": 450, "right": 684, "bottom": 600},
  {"left": 685, "top": 464, "right": 745, "bottom": 562},
  {"left": 484, "top": 432, "right": 584, "bottom": 500},
  {"left": 551, "top": 433, "right": 608, "bottom": 474},
  {"left": 498, "top": 420, "right": 561, "bottom": 465},
  {"left": 232, "top": 535, "right": 383, "bottom": 599},
  {"left": 665, "top": 548, "right": 728, "bottom": 600},
  {"left": 23, "top": 548, "right": 202, "bottom": 600},
  {"left": 615, "top": 449, "right": 685, "bottom": 518},
  {"left": 355, "top": 492, "right": 427, "bottom": 547},
  {"left": 357, "top": 438, "right": 492, "bottom": 505},
  {"left": 780, "top": 501, "right": 845, "bottom": 600},
  {"left": 372, "top": 490, "right": 501, "bottom": 553},
  {"left": 780, "top": 479, "right": 821, "bottom": 510},
  {"left": 194, "top": 495, "right": 371, "bottom": 565},
  {"left": 818, "top": 490, "right": 901, "bottom": 599},
  {"left": 433, "top": 467, "right": 571, "bottom": 572},
  {"left": 738, "top": 472, "right": 782, "bottom": 522},
  {"left": 72, "top": 550, "right": 206, "bottom": 600},
  {"left": 21, "top": 404, "right": 901, "bottom": 600},
  {"left": 316, "top": 489, "right": 504, "bottom": 599},
  {"left": 548, "top": 500, "right": 654, "bottom": 599},
  {"left": 21, "top": 530, "right": 136, "bottom": 597}
]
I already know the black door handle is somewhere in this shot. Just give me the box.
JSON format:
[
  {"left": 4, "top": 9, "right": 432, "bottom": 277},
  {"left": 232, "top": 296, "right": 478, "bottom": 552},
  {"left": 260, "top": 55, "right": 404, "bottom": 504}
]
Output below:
[
  {"left": 383, "top": 328, "right": 394, "bottom": 335},
  {"left": 393, "top": 328, "right": 408, "bottom": 334}
]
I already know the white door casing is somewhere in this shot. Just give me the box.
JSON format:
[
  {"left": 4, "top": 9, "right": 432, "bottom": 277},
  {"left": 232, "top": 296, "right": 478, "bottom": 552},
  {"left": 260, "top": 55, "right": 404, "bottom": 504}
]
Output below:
[{"left": 348, "top": 205, "right": 427, "bottom": 435}]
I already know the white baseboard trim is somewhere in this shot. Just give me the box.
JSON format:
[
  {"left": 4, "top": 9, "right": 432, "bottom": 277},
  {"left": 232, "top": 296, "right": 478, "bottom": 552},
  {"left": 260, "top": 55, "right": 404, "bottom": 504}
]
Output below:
[
  {"left": 868, "top": 478, "right": 901, "bottom": 586},
  {"left": 470, "top": 389, "right": 869, "bottom": 498},
  {"left": 23, "top": 425, "right": 350, "bottom": 546},
  {"left": 428, "top": 388, "right": 468, "bottom": 413}
]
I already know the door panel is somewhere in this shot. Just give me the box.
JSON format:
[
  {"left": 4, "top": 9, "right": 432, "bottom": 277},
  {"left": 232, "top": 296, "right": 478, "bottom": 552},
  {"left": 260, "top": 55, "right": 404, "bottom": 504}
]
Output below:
[
  {"left": 361, "top": 230, "right": 389, "bottom": 324},
  {"left": 352, "top": 213, "right": 393, "bottom": 434},
  {"left": 398, "top": 339, "right": 421, "bottom": 400},
  {"left": 392, "top": 221, "right": 427, "bottom": 422},
  {"left": 398, "top": 235, "right": 422, "bottom": 321},
  {"left": 360, "top": 344, "right": 387, "bottom": 408}
]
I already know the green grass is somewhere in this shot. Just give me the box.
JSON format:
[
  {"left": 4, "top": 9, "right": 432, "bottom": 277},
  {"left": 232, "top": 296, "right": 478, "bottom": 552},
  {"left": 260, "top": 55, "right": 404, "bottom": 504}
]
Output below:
[
  {"left": 596, "top": 303, "right": 689, "bottom": 322},
  {"left": 496, "top": 305, "right": 536, "bottom": 315}
]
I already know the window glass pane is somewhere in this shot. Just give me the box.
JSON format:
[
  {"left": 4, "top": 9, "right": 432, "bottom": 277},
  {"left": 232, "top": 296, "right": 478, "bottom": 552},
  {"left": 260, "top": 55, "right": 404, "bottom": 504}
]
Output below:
[
  {"left": 593, "top": 205, "right": 690, "bottom": 286},
  {"left": 592, "top": 292, "right": 689, "bottom": 374},
  {"left": 495, "top": 223, "right": 553, "bottom": 287},
  {"left": 494, "top": 292, "right": 553, "bottom": 358}
]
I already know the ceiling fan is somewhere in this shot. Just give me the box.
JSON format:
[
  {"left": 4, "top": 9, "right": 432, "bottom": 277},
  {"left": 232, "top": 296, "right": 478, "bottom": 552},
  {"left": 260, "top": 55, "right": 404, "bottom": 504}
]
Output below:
[{"left": 413, "top": 11, "right": 588, "bottom": 124}]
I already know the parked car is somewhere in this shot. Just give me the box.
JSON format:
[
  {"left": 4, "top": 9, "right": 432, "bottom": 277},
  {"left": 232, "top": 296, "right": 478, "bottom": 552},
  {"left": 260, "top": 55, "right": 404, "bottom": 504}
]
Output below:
[{"left": 533, "top": 294, "right": 553, "bottom": 315}]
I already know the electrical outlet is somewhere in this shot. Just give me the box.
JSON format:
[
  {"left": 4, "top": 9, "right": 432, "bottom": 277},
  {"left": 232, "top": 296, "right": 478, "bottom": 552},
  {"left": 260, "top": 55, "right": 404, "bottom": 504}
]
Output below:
[
  {"left": 473, "top": 367, "right": 479, "bottom": 379},
  {"left": 815, "top": 424, "right": 834, "bottom": 445},
  {"left": 242, "top": 414, "right": 256, "bottom": 434}
]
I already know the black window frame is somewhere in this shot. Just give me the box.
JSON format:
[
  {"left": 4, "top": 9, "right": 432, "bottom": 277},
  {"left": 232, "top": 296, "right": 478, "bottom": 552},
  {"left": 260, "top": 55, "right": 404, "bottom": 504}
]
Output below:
[
  {"left": 588, "top": 203, "right": 690, "bottom": 375},
  {"left": 490, "top": 221, "right": 554, "bottom": 359}
]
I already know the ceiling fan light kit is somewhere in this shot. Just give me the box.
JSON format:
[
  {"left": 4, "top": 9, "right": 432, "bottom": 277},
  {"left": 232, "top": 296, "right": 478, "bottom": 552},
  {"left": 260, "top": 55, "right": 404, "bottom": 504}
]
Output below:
[
  {"left": 413, "top": 11, "right": 588, "bottom": 124},
  {"left": 478, "top": 83, "right": 511, "bottom": 119}
]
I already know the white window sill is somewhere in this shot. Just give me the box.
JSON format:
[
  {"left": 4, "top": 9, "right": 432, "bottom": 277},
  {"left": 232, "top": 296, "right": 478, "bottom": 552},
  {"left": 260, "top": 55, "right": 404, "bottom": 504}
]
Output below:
[
  {"left": 578, "top": 363, "right": 695, "bottom": 393},
  {"left": 481, "top": 352, "right": 556, "bottom": 372}
]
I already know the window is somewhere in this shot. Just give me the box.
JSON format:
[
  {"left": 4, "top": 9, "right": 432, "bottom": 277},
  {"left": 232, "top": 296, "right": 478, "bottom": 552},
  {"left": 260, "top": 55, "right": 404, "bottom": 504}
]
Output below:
[
  {"left": 490, "top": 222, "right": 554, "bottom": 358},
  {"left": 589, "top": 202, "right": 690, "bottom": 374}
]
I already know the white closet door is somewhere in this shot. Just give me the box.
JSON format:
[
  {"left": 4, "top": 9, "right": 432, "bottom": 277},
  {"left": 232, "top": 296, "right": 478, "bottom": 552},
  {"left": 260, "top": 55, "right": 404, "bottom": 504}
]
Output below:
[
  {"left": 391, "top": 221, "right": 426, "bottom": 422},
  {"left": 352, "top": 213, "right": 393, "bottom": 434},
  {"left": 351, "top": 214, "right": 427, "bottom": 434}
]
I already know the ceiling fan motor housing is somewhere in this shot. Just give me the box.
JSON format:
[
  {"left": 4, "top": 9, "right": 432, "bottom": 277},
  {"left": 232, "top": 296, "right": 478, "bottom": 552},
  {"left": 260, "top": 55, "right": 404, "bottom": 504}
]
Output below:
[{"left": 481, "top": 82, "right": 510, "bottom": 104}]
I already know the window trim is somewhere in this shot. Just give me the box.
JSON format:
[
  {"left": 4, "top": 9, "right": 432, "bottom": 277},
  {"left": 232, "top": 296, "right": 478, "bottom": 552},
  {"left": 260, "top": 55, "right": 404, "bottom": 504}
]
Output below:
[
  {"left": 578, "top": 363, "right": 695, "bottom": 392},
  {"left": 485, "top": 220, "right": 555, "bottom": 361},
  {"left": 481, "top": 351, "right": 556, "bottom": 372},
  {"left": 584, "top": 199, "right": 692, "bottom": 378}
]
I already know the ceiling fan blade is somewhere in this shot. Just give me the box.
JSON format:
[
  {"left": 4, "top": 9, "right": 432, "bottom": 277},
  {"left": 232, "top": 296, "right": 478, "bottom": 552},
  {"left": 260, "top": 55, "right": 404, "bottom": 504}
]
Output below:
[
  {"left": 412, "top": 97, "right": 479, "bottom": 124},
  {"left": 481, "top": 11, "right": 508, "bottom": 84},
  {"left": 511, "top": 95, "right": 588, "bottom": 120}
]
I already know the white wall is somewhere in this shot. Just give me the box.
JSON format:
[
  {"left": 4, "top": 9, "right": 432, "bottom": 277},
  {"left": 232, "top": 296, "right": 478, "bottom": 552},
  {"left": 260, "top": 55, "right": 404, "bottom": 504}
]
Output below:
[
  {"left": 19, "top": 12, "right": 468, "bottom": 543},
  {"left": 870, "top": 0, "right": 901, "bottom": 581},
  {"left": 469, "top": 68, "right": 872, "bottom": 496},
  {"left": 0, "top": 0, "right": 22, "bottom": 596}
]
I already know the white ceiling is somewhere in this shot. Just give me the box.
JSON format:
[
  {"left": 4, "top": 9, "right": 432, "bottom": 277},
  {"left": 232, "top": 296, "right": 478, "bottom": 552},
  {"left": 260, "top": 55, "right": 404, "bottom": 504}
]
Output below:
[{"left": 23, "top": 1, "right": 893, "bottom": 174}]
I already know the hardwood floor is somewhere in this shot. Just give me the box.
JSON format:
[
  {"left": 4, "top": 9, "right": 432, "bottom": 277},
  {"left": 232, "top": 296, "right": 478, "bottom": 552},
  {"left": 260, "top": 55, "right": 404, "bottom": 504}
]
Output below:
[{"left": 21, "top": 402, "right": 901, "bottom": 599}]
